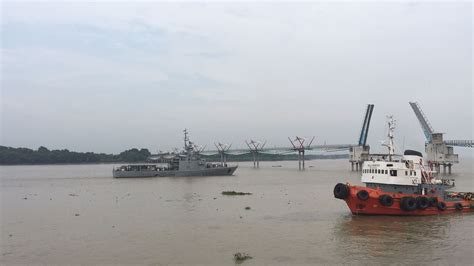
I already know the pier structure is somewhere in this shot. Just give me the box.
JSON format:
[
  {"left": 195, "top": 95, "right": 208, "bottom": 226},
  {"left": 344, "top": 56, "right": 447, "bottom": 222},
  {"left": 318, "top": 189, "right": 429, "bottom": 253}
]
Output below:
[{"left": 288, "top": 136, "right": 315, "bottom": 170}]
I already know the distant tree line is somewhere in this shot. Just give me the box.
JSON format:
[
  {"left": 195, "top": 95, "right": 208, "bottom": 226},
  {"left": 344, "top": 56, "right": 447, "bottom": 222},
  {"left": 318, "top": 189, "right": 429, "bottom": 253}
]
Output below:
[
  {"left": 0, "top": 146, "right": 151, "bottom": 165},
  {"left": 0, "top": 145, "right": 348, "bottom": 165}
]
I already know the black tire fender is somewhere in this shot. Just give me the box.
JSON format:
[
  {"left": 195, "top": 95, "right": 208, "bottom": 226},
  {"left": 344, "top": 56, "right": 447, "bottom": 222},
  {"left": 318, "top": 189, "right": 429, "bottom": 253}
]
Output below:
[
  {"left": 356, "top": 190, "right": 369, "bottom": 201},
  {"left": 379, "top": 195, "right": 394, "bottom": 207},
  {"left": 416, "top": 197, "right": 430, "bottom": 210},
  {"left": 400, "top": 197, "right": 417, "bottom": 211},
  {"left": 437, "top": 201, "right": 447, "bottom": 211},
  {"left": 333, "top": 183, "right": 350, "bottom": 199},
  {"left": 428, "top": 197, "right": 438, "bottom": 207}
]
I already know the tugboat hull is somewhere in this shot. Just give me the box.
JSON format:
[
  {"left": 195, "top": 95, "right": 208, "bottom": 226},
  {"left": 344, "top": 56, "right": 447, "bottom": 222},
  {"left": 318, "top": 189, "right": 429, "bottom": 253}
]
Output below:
[{"left": 334, "top": 184, "right": 474, "bottom": 216}]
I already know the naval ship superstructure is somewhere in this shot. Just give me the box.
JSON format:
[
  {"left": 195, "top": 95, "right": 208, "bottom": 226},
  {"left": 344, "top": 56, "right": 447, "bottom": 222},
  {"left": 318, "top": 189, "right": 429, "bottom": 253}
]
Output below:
[{"left": 113, "top": 130, "right": 237, "bottom": 178}]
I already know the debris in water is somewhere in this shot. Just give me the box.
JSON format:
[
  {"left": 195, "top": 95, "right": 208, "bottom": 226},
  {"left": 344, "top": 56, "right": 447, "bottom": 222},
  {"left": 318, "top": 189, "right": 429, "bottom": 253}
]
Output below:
[
  {"left": 245, "top": 206, "right": 251, "bottom": 210},
  {"left": 23, "top": 197, "right": 27, "bottom": 200},
  {"left": 222, "top": 191, "right": 252, "bottom": 196},
  {"left": 74, "top": 213, "right": 80, "bottom": 216},
  {"left": 234, "top": 252, "right": 252, "bottom": 263},
  {"left": 69, "top": 193, "right": 78, "bottom": 197}
]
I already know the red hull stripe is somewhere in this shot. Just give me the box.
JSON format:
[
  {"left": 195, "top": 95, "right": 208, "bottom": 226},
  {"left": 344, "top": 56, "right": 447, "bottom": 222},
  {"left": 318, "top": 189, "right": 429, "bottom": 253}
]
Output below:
[{"left": 344, "top": 185, "right": 474, "bottom": 216}]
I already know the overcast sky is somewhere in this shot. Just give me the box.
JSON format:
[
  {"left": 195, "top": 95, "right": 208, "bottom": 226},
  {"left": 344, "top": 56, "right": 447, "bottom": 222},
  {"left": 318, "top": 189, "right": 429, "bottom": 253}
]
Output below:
[{"left": 1, "top": 1, "right": 472, "bottom": 155}]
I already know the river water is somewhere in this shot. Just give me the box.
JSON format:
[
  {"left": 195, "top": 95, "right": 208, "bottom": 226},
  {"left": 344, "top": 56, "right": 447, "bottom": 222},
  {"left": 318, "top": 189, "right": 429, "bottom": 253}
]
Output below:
[{"left": 1, "top": 159, "right": 473, "bottom": 265}]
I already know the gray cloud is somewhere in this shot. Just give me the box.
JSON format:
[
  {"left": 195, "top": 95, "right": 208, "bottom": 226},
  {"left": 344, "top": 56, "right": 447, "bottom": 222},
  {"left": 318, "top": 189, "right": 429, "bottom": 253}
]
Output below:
[{"left": 1, "top": 2, "right": 472, "bottom": 155}]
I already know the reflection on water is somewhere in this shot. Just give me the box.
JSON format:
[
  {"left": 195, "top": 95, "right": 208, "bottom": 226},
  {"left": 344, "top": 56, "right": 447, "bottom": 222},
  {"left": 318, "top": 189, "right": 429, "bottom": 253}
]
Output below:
[{"left": 332, "top": 213, "right": 473, "bottom": 264}]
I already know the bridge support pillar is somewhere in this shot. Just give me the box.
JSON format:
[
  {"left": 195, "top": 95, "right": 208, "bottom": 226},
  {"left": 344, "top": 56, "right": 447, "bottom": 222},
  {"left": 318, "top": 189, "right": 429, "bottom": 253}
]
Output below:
[
  {"left": 302, "top": 150, "right": 305, "bottom": 170},
  {"left": 297, "top": 150, "right": 305, "bottom": 170},
  {"left": 298, "top": 151, "right": 301, "bottom": 170},
  {"left": 251, "top": 151, "right": 259, "bottom": 168},
  {"left": 252, "top": 152, "right": 256, "bottom": 168}
]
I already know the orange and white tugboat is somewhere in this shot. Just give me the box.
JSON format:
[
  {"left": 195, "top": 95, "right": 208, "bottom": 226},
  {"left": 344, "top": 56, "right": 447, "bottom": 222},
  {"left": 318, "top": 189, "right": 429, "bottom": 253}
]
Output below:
[{"left": 334, "top": 116, "right": 473, "bottom": 215}]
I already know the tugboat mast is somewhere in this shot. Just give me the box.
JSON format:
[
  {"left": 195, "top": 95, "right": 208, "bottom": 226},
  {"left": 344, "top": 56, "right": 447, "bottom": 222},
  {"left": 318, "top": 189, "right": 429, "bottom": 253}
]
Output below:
[{"left": 384, "top": 116, "right": 396, "bottom": 161}]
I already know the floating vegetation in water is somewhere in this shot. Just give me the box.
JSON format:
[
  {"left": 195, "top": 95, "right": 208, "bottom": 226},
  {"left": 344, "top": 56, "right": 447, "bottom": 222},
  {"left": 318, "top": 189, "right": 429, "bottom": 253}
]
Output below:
[
  {"left": 222, "top": 191, "right": 252, "bottom": 196},
  {"left": 234, "top": 252, "right": 252, "bottom": 263}
]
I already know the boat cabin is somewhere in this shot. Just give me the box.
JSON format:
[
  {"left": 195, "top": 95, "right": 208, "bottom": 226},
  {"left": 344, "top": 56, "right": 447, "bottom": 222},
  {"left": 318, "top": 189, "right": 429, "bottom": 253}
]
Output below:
[{"left": 361, "top": 150, "right": 429, "bottom": 191}]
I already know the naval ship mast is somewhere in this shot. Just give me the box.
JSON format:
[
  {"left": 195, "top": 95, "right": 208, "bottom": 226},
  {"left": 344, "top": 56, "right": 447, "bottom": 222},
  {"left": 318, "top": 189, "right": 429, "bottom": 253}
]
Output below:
[{"left": 184, "top": 128, "right": 189, "bottom": 150}]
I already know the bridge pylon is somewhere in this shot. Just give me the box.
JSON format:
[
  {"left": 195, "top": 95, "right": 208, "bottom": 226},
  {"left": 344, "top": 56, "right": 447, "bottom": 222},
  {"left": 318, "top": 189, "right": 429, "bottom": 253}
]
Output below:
[
  {"left": 288, "top": 136, "right": 315, "bottom": 170},
  {"left": 245, "top": 140, "right": 266, "bottom": 168}
]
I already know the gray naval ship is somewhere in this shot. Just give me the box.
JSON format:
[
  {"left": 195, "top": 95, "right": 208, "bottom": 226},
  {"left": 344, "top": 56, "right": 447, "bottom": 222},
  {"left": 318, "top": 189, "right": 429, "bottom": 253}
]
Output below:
[{"left": 113, "top": 130, "right": 238, "bottom": 178}]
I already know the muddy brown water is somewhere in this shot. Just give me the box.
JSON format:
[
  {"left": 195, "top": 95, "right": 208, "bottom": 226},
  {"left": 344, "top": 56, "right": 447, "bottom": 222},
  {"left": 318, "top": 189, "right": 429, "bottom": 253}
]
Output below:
[{"left": 1, "top": 159, "right": 473, "bottom": 265}]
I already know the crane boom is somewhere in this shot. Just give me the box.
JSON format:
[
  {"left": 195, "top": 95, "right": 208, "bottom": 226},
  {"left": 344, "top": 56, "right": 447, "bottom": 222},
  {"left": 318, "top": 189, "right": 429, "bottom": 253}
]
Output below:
[
  {"left": 409, "top": 102, "right": 434, "bottom": 143},
  {"left": 358, "top": 104, "right": 374, "bottom": 146}
]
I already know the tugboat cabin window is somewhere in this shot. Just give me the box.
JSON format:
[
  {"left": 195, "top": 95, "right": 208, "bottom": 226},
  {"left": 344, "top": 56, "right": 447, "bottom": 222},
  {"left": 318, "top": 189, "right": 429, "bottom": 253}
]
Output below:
[{"left": 390, "top": 170, "right": 397, "bottom": 176}]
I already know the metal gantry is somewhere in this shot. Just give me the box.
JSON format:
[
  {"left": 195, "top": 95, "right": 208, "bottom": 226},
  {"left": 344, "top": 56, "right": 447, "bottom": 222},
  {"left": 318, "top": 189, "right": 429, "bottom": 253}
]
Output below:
[
  {"left": 409, "top": 102, "right": 434, "bottom": 143},
  {"left": 358, "top": 104, "right": 374, "bottom": 147},
  {"left": 443, "top": 140, "right": 473, "bottom": 148},
  {"left": 409, "top": 101, "right": 473, "bottom": 174},
  {"left": 350, "top": 104, "right": 374, "bottom": 171}
]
